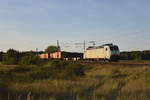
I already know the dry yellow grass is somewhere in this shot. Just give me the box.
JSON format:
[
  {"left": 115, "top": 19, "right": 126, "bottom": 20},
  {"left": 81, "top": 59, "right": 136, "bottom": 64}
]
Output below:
[{"left": 1, "top": 64, "right": 150, "bottom": 100}]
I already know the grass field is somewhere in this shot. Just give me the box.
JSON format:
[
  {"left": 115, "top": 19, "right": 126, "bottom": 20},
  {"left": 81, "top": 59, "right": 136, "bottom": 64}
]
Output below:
[{"left": 0, "top": 61, "right": 150, "bottom": 100}]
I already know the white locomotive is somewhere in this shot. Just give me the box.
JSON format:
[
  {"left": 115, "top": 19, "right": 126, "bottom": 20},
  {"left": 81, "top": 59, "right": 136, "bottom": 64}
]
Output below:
[{"left": 84, "top": 44, "right": 120, "bottom": 61}]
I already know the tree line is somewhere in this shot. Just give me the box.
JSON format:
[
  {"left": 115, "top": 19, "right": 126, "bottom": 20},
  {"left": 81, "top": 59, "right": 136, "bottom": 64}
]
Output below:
[
  {"left": 120, "top": 50, "right": 150, "bottom": 60},
  {"left": 0, "top": 49, "right": 42, "bottom": 65},
  {"left": 0, "top": 46, "right": 58, "bottom": 65}
]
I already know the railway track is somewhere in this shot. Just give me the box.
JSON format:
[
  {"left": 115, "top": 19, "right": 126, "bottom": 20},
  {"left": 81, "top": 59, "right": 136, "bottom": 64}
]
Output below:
[{"left": 74, "top": 61, "right": 150, "bottom": 67}]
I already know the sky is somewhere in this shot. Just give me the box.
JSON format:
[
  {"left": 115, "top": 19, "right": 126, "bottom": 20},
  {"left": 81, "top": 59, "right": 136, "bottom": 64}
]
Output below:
[{"left": 0, "top": 0, "right": 150, "bottom": 52}]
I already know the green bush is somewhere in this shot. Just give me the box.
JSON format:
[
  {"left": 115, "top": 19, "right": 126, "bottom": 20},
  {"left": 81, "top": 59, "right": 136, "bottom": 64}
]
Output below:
[
  {"left": 65, "top": 63, "right": 85, "bottom": 78},
  {"left": 0, "top": 61, "right": 85, "bottom": 83},
  {"left": 21, "top": 61, "right": 85, "bottom": 80},
  {"left": 48, "top": 61, "right": 85, "bottom": 79},
  {"left": 19, "top": 55, "right": 40, "bottom": 65},
  {"left": 29, "top": 67, "right": 52, "bottom": 80},
  {"left": 2, "top": 49, "right": 19, "bottom": 65}
]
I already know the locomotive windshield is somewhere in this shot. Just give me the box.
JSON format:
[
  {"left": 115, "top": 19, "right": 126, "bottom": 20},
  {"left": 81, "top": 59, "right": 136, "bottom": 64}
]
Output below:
[{"left": 110, "top": 46, "right": 119, "bottom": 51}]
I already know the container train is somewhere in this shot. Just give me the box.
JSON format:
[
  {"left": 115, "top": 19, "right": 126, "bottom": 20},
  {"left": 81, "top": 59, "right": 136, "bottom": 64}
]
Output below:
[{"left": 40, "top": 43, "right": 120, "bottom": 61}]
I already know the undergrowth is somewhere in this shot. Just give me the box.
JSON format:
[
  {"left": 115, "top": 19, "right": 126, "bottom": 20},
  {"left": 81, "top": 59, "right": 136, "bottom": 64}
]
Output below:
[{"left": 0, "top": 61, "right": 150, "bottom": 100}]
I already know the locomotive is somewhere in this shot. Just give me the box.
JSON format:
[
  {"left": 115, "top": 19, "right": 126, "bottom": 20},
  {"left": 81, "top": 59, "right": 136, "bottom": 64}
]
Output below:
[{"left": 83, "top": 44, "right": 120, "bottom": 61}]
